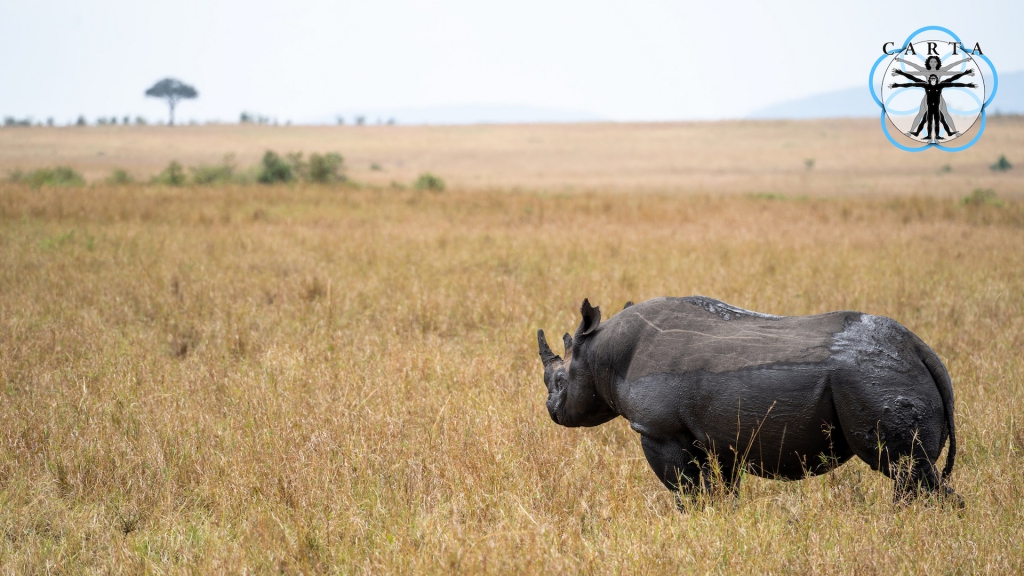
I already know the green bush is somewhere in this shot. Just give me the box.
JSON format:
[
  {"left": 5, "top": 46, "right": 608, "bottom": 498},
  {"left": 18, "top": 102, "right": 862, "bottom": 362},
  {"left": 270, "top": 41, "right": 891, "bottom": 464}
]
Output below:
[
  {"left": 105, "top": 169, "right": 134, "bottom": 185},
  {"left": 286, "top": 153, "right": 307, "bottom": 181},
  {"left": 308, "top": 152, "right": 345, "bottom": 183},
  {"left": 190, "top": 155, "right": 236, "bottom": 185},
  {"left": 153, "top": 161, "right": 187, "bottom": 186},
  {"left": 961, "top": 188, "right": 1001, "bottom": 207},
  {"left": 990, "top": 155, "right": 1013, "bottom": 172},
  {"left": 9, "top": 166, "right": 86, "bottom": 188},
  {"left": 414, "top": 172, "right": 445, "bottom": 192},
  {"left": 257, "top": 151, "right": 294, "bottom": 184}
]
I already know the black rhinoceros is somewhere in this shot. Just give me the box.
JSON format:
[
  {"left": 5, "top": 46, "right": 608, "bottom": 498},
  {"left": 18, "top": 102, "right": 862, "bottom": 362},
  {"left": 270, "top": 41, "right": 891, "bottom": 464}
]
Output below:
[{"left": 537, "top": 296, "right": 959, "bottom": 505}]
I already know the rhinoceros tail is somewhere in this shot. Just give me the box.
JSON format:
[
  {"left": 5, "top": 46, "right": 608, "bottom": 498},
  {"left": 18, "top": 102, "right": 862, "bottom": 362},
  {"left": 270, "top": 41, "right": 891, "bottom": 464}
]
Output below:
[{"left": 917, "top": 340, "right": 956, "bottom": 481}]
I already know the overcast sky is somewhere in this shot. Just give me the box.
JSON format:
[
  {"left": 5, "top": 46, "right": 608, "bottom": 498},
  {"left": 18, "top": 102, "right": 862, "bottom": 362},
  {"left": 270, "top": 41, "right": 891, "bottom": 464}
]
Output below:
[{"left": 1, "top": 0, "right": 1022, "bottom": 124}]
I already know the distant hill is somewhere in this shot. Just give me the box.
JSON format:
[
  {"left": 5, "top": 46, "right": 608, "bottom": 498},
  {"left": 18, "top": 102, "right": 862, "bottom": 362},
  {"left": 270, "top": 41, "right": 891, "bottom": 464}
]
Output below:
[{"left": 748, "top": 69, "right": 1024, "bottom": 119}]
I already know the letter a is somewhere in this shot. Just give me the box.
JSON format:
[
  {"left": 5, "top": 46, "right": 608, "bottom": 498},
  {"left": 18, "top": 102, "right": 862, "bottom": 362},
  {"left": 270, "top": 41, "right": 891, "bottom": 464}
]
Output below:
[
  {"left": 904, "top": 43, "right": 917, "bottom": 56},
  {"left": 972, "top": 42, "right": 983, "bottom": 55}
]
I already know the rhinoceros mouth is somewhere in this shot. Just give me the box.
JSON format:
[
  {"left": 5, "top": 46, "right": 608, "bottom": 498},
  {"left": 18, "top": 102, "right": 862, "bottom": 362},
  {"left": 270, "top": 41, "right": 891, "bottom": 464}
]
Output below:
[{"left": 547, "top": 390, "right": 566, "bottom": 424}]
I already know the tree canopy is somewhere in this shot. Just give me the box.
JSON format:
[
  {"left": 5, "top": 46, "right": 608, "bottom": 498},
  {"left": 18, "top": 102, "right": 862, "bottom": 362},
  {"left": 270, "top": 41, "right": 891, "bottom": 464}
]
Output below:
[{"left": 145, "top": 78, "right": 198, "bottom": 125}]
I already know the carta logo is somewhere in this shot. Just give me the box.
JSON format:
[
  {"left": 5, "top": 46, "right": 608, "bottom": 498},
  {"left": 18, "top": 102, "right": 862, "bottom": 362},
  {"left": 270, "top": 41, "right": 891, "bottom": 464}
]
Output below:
[{"left": 870, "top": 26, "right": 998, "bottom": 152}]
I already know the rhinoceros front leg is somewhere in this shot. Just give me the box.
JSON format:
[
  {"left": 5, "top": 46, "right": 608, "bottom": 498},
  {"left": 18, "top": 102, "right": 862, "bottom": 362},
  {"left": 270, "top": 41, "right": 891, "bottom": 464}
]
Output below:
[{"left": 640, "top": 435, "right": 713, "bottom": 508}]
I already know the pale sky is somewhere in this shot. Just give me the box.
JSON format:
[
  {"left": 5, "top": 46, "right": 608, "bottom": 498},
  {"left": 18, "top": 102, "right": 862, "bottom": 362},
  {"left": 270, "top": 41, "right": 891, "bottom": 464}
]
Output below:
[{"left": 1, "top": 0, "right": 1022, "bottom": 124}]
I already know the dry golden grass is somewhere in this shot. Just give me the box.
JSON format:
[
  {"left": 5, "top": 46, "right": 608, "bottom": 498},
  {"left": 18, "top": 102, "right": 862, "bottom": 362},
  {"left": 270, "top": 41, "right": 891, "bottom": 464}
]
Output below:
[{"left": 2, "top": 174, "right": 1023, "bottom": 573}]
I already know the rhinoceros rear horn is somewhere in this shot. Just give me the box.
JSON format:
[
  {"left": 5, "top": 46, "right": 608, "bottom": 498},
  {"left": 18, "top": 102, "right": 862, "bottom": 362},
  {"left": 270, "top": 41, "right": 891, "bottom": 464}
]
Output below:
[
  {"left": 537, "top": 330, "right": 560, "bottom": 367},
  {"left": 562, "top": 333, "right": 572, "bottom": 356},
  {"left": 575, "top": 298, "right": 602, "bottom": 340}
]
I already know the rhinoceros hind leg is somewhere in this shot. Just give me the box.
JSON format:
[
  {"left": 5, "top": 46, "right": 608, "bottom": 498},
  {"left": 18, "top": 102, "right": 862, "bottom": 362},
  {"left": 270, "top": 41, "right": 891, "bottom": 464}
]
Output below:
[
  {"left": 891, "top": 456, "right": 941, "bottom": 505},
  {"left": 831, "top": 372, "right": 948, "bottom": 504},
  {"left": 891, "top": 456, "right": 962, "bottom": 507}
]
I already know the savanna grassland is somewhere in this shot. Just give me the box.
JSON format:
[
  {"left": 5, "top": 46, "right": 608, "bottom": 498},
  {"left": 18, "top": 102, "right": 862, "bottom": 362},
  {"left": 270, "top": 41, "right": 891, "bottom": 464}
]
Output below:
[
  {"left": 3, "top": 117, "right": 1024, "bottom": 196},
  {"left": 1, "top": 121, "right": 1024, "bottom": 573}
]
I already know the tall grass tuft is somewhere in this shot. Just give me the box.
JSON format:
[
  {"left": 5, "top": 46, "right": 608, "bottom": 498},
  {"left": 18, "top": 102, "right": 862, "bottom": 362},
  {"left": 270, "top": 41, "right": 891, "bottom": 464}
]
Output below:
[
  {"left": 105, "top": 168, "right": 134, "bottom": 185},
  {"left": 414, "top": 172, "right": 445, "bottom": 191},
  {"left": 308, "top": 152, "right": 345, "bottom": 183},
  {"left": 152, "top": 161, "right": 187, "bottom": 186},
  {"left": 257, "top": 150, "right": 294, "bottom": 184},
  {"left": 961, "top": 188, "right": 1001, "bottom": 207},
  {"left": 7, "top": 166, "right": 86, "bottom": 188},
  {"left": 190, "top": 154, "right": 237, "bottom": 185}
]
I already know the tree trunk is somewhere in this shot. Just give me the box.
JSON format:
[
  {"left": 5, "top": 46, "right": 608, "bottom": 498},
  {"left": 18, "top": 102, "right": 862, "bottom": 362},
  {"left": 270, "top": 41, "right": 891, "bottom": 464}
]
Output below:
[{"left": 168, "top": 99, "right": 176, "bottom": 126}]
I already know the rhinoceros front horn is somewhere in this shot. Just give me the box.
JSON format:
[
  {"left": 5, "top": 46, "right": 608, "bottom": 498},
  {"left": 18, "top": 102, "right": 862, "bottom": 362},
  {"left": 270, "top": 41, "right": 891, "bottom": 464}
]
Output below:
[{"left": 537, "top": 330, "right": 560, "bottom": 367}]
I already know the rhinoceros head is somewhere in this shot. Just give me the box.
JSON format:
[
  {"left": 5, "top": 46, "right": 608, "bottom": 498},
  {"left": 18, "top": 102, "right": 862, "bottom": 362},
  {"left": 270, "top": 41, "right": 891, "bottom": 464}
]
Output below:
[{"left": 537, "top": 299, "right": 617, "bottom": 427}]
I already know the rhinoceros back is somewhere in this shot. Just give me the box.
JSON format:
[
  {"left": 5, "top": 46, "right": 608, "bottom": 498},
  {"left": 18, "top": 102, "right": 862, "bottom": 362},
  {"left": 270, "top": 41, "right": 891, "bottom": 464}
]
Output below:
[{"left": 607, "top": 297, "right": 859, "bottom": 380}]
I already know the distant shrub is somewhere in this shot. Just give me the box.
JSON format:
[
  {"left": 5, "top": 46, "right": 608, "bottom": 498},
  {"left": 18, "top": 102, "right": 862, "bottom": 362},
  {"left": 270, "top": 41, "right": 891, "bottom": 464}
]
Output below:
[
  {"left": 240, "top": 112, "right": 272, "bottom": 125},
  {"left": 939, "top": 163, "right": 952, "bottom": 174},
  {"left": 153, "top": 161, "right": 187, "bottom": 186},
  {"left": 3, "top": 117, "right": 32, "bottom": 127},
  {"left": 257, "top": 151, "right": 294, "bottom": 184},
  {"left": 990, "top": 155, "right": 1012, "bottom": 172},
  {"left": 414, "top": 172, "right": 445, "bottom": 192},
  {"left": 370, "top": 162, "right": 382, "bottom": 171},
  {"left": 190, "top": 155, "right": 236, "bottom": 185},
  {"left": 105, "top": 168, "right": 134, "bottom": 185},
  {"left": 286, "top": 152, "right": 307, "bottom": 180},
  {"left": 308, "top": 152, "right": 345, "bottom": 183},
  {"left": 134, "top": 116, "right": 147, "bottom": 126},
  {"left": 75, "top": 116, "right": 87, "bottom": 126},
  {"left": 961, "top": 188, "right": 1001, "bottom": 207},
  {"left": 804, "top": 158, "right": 815, "bottom": 170},
  {"left": 9, "top": 166, "right": 86, "bottom": 188},
  {"left": 750, "top": 192, "right": 785, "bottom": 201}
]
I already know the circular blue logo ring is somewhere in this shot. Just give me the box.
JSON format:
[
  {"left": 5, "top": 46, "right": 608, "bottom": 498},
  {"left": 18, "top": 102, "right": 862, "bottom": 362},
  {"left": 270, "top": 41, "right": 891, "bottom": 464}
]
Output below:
[{"left": 870, "top": 25, "right": 997, "bottom": 151}]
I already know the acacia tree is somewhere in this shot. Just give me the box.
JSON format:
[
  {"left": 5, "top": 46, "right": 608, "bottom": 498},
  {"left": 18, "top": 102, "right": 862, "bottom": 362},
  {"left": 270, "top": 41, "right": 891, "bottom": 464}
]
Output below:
[{"left": 145, "top": 78, "right": 198, "bottom": 125}]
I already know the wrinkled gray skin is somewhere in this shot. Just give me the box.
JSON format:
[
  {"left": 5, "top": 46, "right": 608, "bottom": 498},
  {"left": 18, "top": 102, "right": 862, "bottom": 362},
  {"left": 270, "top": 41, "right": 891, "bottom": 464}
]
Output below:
[{"left": 537, "top": 296, "right": 959, "bottom": 506}]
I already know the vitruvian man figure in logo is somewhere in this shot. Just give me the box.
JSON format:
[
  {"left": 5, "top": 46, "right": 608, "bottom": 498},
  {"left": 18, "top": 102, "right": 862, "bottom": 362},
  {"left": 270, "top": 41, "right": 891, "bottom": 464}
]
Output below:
[
  {"left": 893, "top": 55, "right": 972, "bottom": 136},
  {"left": 889, "top": 60, "right": 976, "bottom": 141}
]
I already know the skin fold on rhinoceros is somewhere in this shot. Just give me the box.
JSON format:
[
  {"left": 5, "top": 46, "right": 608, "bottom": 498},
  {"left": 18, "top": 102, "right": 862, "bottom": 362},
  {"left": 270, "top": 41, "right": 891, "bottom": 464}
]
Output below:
[{"left": 537, "top": 296, "right": 960, "bottom": 507}]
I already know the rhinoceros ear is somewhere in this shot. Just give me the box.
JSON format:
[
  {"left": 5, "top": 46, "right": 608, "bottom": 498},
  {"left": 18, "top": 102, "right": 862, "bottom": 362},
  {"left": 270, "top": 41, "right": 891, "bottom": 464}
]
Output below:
[
  {"left": 562, "top": 333, "right": 573, "bottom": 356},
  {"left": 575, "top": 298, "right": 602, "bottom": 340}
]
